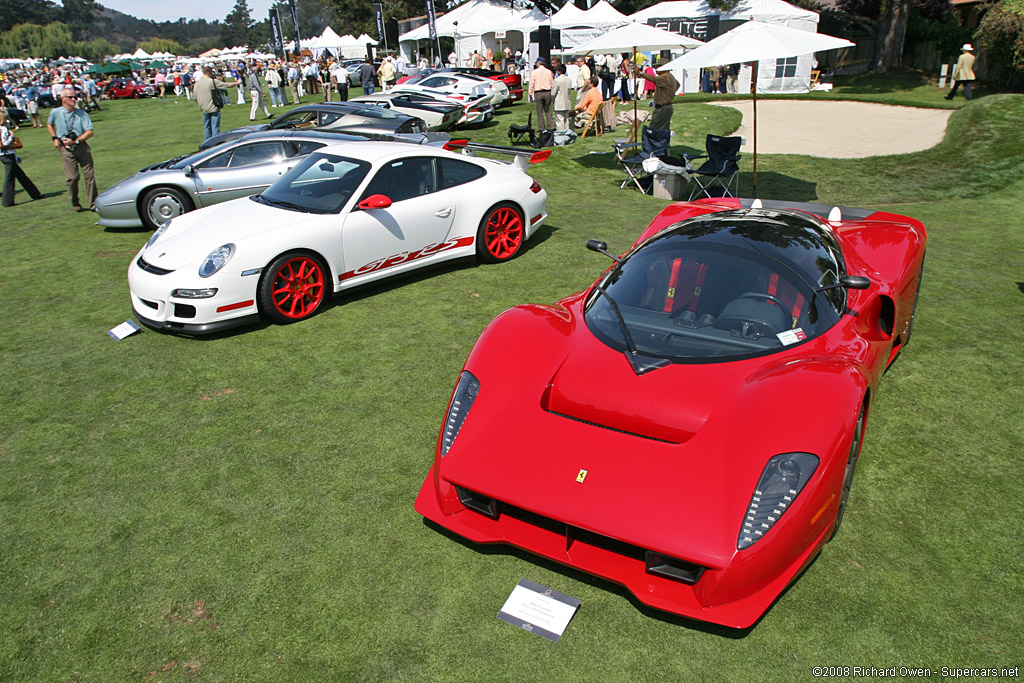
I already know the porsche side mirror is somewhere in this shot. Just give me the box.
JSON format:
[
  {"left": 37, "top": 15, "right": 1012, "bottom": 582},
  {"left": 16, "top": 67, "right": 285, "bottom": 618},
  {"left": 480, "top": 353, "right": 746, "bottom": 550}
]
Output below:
[
  {"left": 358, "top": 194, "right": 392, "bottom": 210},
  {"left": 840, "top": 275, "right": 871, "bottom": 290},
  {"left": 183, "top": 164, "right": 195, "bottom": 178},
  {"left": 587, "top": 239, "right": 620, "bottom": 262}
]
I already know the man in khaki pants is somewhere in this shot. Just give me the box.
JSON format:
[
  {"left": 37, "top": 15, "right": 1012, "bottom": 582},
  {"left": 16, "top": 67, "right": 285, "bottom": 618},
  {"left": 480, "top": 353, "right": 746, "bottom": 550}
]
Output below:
[{"left": 46, "top": 86, "right": 96, "bottom": 212}]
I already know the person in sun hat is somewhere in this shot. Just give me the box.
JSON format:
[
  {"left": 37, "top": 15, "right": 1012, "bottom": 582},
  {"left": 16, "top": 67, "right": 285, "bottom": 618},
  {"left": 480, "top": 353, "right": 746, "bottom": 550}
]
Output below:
[
  {"left": 635, "top": 56, "right": 680, "bottom": 130},
  {"left": 945, "top": 44, "right": 976, "bottom": 101}
]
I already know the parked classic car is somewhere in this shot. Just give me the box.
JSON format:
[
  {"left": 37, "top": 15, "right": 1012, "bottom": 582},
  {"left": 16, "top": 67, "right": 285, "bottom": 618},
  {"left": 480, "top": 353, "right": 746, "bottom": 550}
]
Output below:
[{"left": 104, "top": 78, "right": 156, "bottom": 99}]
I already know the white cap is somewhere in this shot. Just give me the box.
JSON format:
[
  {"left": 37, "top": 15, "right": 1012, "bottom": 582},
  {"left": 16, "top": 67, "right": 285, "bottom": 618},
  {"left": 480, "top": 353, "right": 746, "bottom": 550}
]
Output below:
[{"left": 962, "top": 43, "right": 973, "bottom": 51}]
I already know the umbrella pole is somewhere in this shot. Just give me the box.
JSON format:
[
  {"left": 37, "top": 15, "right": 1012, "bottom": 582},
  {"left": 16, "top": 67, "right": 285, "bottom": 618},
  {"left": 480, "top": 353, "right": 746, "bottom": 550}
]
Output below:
[
  {"left": 752, "top": 61, "right": 758, "bottom": 198},
  {"left": 632, "top": 46, "right": 639, "bottom": 143}
]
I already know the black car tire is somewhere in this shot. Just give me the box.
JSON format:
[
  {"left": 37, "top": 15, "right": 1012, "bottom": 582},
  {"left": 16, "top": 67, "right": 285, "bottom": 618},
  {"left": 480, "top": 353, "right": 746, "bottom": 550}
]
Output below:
[{"left": 140, "top": 187, "right": 194, "bottom": 230}]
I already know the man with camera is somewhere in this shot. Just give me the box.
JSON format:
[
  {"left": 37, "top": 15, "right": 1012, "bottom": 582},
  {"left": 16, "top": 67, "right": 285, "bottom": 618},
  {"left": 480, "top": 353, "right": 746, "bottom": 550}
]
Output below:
[
  {"left": 46, "top": 86, "right": 96, "bottom": 212},
  {"left": 195, "top": 66, "right": 241, "bottom": 142}
]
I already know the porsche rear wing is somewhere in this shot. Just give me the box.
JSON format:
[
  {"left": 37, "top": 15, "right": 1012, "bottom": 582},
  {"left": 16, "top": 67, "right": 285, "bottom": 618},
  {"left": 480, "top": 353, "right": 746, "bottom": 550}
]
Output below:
[{"left": 443, "top": 140, "right": 551, "bottom": 172}]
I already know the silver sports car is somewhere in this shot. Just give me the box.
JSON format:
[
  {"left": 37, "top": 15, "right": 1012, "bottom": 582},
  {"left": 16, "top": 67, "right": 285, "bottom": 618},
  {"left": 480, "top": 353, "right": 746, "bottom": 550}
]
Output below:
[{"left": 95, "top": 130, "right": 449, "bottom": 229}]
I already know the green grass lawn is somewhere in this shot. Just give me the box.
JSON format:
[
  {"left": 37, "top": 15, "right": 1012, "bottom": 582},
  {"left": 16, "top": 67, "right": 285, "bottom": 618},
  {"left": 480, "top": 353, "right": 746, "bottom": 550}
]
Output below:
[{"left": 1, "top": 85, "right": 1022, "bottom": 680}]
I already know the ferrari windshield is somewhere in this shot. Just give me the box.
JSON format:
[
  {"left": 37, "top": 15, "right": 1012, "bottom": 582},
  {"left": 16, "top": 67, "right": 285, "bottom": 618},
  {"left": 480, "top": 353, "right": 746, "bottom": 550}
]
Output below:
[
  {"left": 584, "top": 210, "right": 848, "bottom": 364},
  {"left": 260, "top": 152, "right": 370, "bottom": 214}
]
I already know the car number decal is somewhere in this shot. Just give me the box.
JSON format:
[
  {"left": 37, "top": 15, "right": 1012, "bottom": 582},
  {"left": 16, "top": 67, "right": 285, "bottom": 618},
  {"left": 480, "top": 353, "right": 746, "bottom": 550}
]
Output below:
[{"left": 338, "top": 236, "right": 474, "bottom": 282}]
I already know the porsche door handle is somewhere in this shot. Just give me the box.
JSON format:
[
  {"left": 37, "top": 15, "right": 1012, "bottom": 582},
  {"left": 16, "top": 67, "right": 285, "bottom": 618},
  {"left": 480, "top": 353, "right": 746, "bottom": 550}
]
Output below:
[{"left": 434, "top": 207, "right": 453, "bottom": 218}]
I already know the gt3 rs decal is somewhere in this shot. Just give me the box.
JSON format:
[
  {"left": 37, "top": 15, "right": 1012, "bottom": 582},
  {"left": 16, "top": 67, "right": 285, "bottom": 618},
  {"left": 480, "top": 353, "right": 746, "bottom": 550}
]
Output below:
[{"left": 338, "top": 236, "right": 475, "bottom": 282}]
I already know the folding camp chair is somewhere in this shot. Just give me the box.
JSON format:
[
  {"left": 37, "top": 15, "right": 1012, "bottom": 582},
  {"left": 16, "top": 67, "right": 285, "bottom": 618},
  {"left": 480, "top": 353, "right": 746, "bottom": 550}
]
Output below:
[
  {"left": 580, "top": 102, "right": 604, "bottom": 139},
  {"left": 685, "top": 134, "right": 742, "bottom": 200},
  {"left": 508, "top": 112, "right": 534, "bottom": 146},
  {"left": 613, "top": 126, "right": 675, "bottom": 193}
]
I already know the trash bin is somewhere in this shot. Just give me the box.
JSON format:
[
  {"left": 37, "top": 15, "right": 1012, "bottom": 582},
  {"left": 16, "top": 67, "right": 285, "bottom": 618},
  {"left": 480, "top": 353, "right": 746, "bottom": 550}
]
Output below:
[{"left": 652, "top": 173, "right": 685, "bottom": 200}]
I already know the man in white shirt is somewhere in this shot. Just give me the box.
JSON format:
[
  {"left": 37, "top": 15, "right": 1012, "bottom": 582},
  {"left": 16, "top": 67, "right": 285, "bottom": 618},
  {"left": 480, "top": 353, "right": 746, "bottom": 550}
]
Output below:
[{"left": 265, "top": 63, "right": 283, "bottom": 107}]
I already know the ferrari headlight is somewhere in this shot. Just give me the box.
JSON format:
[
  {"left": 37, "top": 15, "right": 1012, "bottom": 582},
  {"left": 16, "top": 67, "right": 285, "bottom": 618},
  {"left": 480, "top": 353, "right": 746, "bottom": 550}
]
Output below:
[
  {"left": 198, "top": 243, "right": 235, "bottom": 278},
  {"left": 145, "top": 222, "right": 169, "bottom": 249},
  {"left": 440, "top": 371, "right": 480, "bottom": 457},
  {"left": 738, "top": 453, "right": 819, "bottom": 550}
]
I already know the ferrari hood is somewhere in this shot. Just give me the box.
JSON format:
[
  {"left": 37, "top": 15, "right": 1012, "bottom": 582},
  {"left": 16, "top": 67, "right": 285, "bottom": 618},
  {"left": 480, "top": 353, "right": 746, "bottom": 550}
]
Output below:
[
  {"left": 140, "top": 197, "right": 319, "bottom": 271},
  {"left": 544, "top": 335, "right": 719, "bottom": 444}
]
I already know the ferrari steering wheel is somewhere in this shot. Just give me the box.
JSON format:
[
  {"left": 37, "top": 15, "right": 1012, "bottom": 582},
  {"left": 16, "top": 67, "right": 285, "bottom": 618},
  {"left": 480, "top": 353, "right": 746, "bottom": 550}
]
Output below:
[
  {"left": 731, "top": 292, "right": 788, "bottom": 335},
  {"left": 736, "top": 292, "right": 787, "bottom": 311}
]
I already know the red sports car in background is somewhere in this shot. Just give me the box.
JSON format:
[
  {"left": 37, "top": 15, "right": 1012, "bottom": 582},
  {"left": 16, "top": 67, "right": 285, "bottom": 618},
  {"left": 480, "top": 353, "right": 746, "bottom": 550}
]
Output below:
[
  {"left": 104, "top": 78, "right": 156, "bottom": 99},
  {"left": 444, "top": 68, "right": 523, "bottom": 102},
  {"left": 415, "top": 197, "right": 927, "bottom": 629}
]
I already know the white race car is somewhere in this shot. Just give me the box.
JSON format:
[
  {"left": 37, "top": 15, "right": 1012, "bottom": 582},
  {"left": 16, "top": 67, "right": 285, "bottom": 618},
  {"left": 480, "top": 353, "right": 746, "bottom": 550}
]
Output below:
[
  {"left": 128, "top": 141, "right": 550, "bottom": 334},
  {"left": 393, "top": 72, "right": 508, "bottom": 108}
]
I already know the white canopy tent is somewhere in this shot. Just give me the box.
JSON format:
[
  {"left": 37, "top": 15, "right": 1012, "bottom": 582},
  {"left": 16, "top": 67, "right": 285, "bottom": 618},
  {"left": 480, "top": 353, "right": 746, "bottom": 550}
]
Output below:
[
  {"left": 630, "top": 0, "right": 822, "bottom": 93},
  {"left": 553, "top": 0, "right": 631, "bottom": 49},
  {"left": 398, "top": 0, "right": 546, "bottom": 65}
]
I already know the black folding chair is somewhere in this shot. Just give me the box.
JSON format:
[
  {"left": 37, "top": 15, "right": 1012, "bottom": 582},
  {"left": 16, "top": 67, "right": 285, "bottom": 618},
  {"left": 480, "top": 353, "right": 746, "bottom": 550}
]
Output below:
[
  {"left": 685, "top": 135, "right": 742, "bottom": 200},
  {"left": 613, "top": 127, "right": 674, "bottom": 193},
  {"left": 508, "top": 112, "right": 534, "bottom": 146}
]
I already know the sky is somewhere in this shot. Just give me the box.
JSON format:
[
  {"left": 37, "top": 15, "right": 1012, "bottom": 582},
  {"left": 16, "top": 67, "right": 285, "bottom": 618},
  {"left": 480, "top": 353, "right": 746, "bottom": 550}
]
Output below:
[{"left": 100, "top": 0, "right": 279, "bottom": 24}]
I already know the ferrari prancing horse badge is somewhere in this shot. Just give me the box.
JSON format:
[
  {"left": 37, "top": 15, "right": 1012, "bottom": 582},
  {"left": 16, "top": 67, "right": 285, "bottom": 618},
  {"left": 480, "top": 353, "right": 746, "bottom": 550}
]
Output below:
[{"left": 576, "top": 469, "right": 588, "bottom": 483}]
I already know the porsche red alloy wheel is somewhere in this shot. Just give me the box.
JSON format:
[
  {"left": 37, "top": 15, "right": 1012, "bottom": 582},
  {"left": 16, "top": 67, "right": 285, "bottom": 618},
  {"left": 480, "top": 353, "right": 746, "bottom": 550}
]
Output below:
[
  {"left": 270, "top": 255, "right": 325, "bottom": 320},
  {"left": 480, "top": 204, "right": 524, "bottom": 263}
]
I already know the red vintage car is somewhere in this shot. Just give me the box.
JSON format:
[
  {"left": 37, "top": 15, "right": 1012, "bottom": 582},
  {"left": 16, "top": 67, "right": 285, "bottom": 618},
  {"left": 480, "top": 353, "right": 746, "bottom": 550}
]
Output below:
[
  {"left": 415, "top": 197, "right": 927, "bottom": 629},
  {"left": 104, "top": 78, "right": 156, "bottom": 99}
]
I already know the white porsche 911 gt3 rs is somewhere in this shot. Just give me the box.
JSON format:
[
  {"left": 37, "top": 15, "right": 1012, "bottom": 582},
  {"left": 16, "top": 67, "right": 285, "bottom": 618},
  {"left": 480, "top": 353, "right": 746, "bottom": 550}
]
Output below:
[{"left": 127, "top": 141, "right": 549, "bottom": 334}]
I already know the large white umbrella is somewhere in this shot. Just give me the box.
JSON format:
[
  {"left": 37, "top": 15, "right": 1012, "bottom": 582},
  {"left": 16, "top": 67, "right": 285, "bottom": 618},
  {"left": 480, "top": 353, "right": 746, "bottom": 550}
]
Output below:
[
  {"left": 569, "top": 21, "right": 704, "bottom": 140},
  {"left": 665, "top": 20, "right": 854, "bottom": 195}
]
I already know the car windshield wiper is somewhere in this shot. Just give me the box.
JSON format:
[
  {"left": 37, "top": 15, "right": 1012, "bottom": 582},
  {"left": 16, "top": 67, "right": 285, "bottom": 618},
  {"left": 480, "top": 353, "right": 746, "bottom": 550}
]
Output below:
[
  {"left": 592, "top": 284, "right": 646, "bottom": 376},
  {"left": 258, "top": 195, "right": 310, "bottom": 213}
]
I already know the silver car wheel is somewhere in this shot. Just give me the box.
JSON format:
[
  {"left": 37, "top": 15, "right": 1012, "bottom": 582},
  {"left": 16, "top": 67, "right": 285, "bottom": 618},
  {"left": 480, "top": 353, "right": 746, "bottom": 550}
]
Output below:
[{"left": 143, "top": 188, "right": 190, "bottom": 230}]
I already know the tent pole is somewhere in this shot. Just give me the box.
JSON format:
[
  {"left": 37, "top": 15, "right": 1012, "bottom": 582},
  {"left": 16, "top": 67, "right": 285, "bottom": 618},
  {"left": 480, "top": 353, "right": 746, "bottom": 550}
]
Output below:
[{"left": 752, "top": 60, "right": 758, "bottom": 198}]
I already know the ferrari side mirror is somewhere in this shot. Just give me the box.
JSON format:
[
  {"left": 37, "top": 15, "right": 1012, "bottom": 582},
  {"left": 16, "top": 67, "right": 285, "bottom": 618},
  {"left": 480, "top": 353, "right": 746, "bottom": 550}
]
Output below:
[
  {"left": 587, "top": 239, "right": 620, "bottom": 262},
  {"left": 357, "top": 194, "right": 392, "bottom": 210},
  {"left": 183, "top": 164, "right": 194, "bottom": 178},
  {"left": 840, "top": 275, "right": 871, "bottom": 290}
]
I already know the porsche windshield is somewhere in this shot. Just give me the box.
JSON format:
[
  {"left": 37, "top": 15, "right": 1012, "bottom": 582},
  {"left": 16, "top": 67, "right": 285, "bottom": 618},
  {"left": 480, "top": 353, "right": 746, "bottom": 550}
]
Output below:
[
  {"left": 260, "top": 152, "right": 371, "bottom": 214},
  {"left": 584, "top": 210, "right": 847, "bottom": 364}
]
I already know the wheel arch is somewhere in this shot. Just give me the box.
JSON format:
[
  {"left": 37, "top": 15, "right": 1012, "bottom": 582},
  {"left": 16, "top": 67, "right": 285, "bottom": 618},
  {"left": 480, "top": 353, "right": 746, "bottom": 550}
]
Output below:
[
  {"left": 135, "top": 183, "right": 197, "bottom": 224},
  {"left": 258, "top": 246, "right": 336, "bottom": 292}
]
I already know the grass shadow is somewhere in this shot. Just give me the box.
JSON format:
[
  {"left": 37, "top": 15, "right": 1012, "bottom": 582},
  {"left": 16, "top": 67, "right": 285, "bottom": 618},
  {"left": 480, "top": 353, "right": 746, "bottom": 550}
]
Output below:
[
  {"left": 832, "top": 69, "right": 933, "bottom": 94},
  {"left": 745, "top": 172, "right": 819, "bottom": 202}
]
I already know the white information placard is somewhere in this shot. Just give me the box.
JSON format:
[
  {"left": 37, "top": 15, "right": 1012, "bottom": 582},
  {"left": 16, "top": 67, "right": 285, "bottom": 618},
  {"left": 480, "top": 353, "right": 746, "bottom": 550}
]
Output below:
[
  {"left": 497, "top": 579, "right": 580, "bottom": 642},
  {"left": 107, "top": 320, "right": 141, "bottom": 340}
]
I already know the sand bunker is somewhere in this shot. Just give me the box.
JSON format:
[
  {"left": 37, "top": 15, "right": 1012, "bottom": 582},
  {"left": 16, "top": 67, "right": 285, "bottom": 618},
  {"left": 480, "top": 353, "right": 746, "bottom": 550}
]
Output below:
[{"left": 709, "top": 100, "right": 953, "bottom": 159}]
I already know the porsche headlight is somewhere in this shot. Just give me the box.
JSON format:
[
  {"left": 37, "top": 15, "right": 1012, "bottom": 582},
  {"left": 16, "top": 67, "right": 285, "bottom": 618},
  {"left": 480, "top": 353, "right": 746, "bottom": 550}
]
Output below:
[
  {"left": 738, "top": 453, "right": 819, "bottom": 550},
  {"left": 440, "top": 371, "right": 480, "bottom": 457},
  {"left": 145, "top": 222, "right": 169, "bottom": 249},
  {"left": 199, "top": 243, "right": 235, "bottom": 278}
]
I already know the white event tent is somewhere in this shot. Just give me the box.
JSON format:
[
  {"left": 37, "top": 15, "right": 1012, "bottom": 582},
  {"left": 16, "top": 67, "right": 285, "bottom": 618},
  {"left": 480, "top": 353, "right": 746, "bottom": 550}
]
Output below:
[
  {"left": 630, "top": 0, "right": 822, "bottom": 93},
  {"left": 398, "top": 0, "right": 547, "bottom": 65},
  {"left": 553, "top": 1, "right": 630, "bottom": 49}
]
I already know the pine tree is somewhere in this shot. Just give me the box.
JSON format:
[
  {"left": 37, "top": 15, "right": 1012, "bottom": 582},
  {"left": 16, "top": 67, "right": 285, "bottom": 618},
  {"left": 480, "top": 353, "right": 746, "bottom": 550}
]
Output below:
[{"left": 221, "top": 0, "right": 254, "bottom": 47}]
